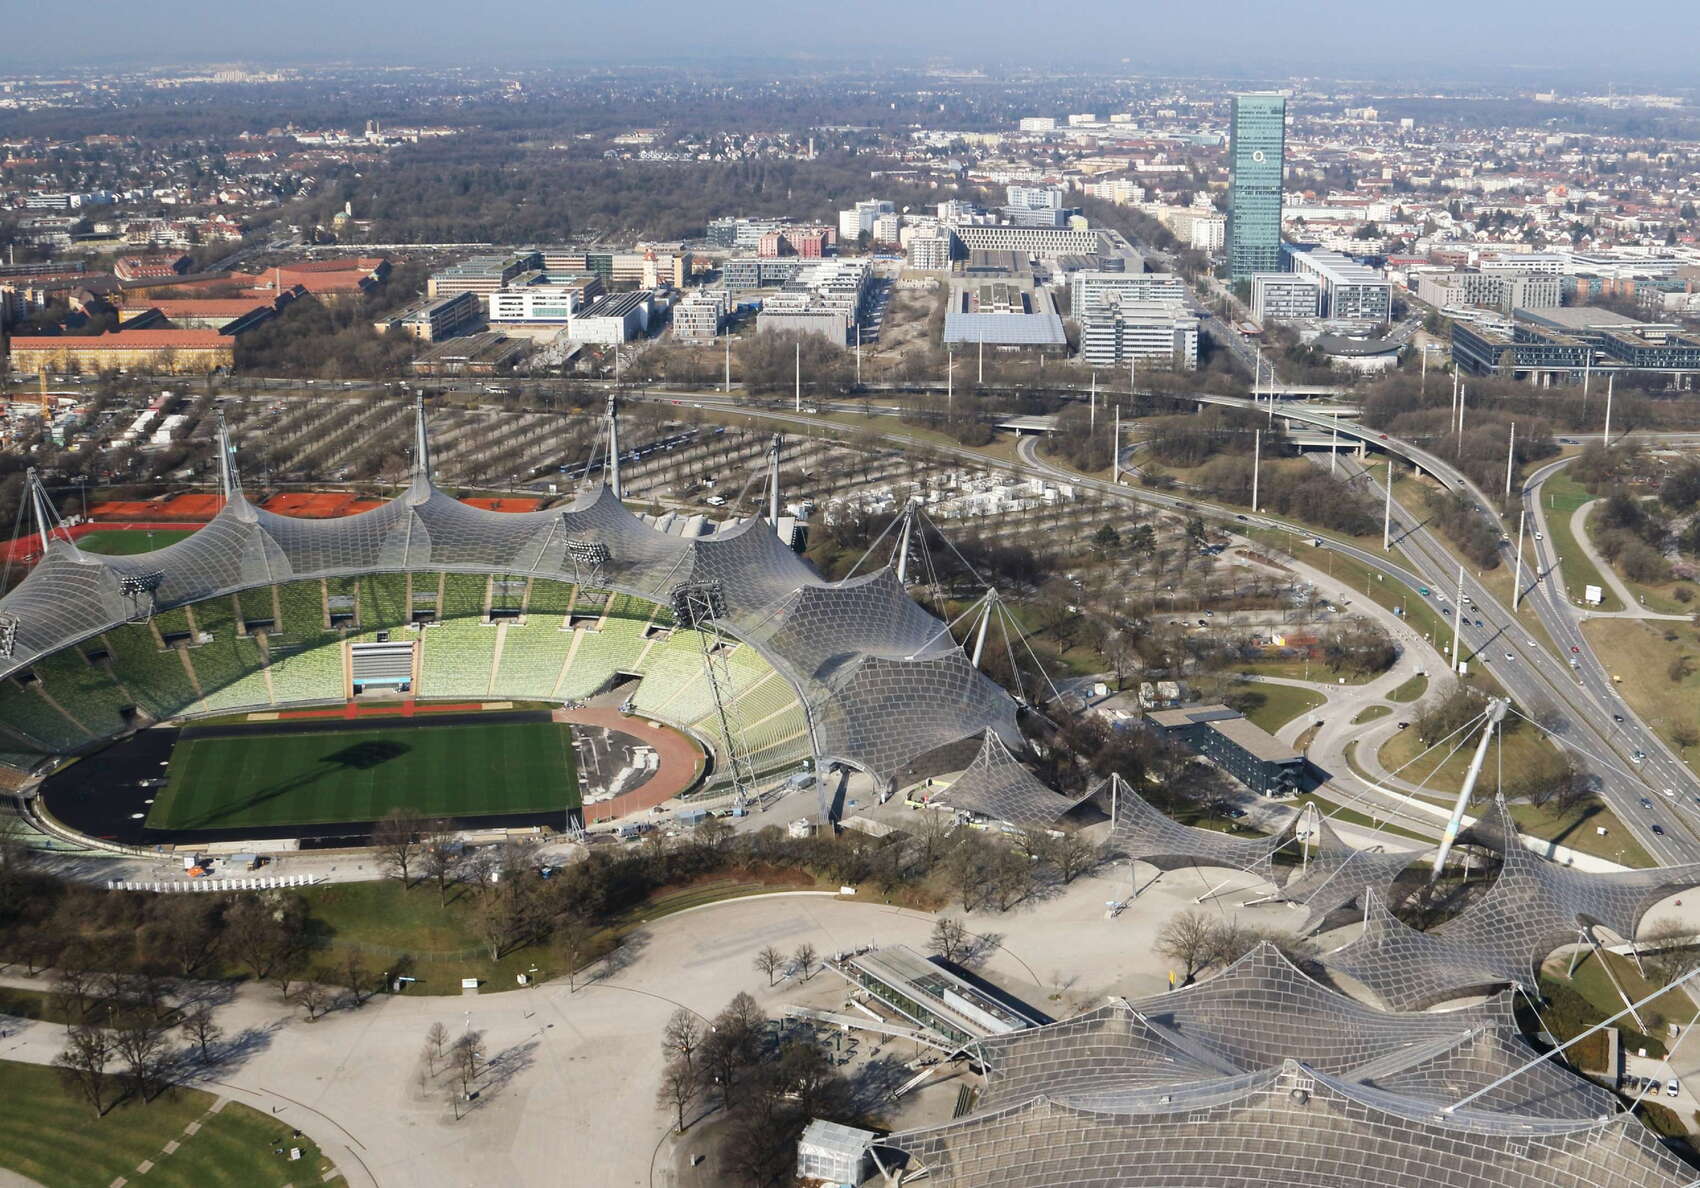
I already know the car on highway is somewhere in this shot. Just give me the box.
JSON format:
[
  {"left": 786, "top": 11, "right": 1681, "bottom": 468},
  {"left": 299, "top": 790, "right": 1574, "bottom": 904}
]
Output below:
[
  {"left": 1504, "top": 652, "right": 1514, "bottom": 660},
  {"left": 1235, "top": 514, "right": 1248, "bottom": 521},
  {"left": 1654, "top": 824, "right": 1668, "bottom": 836},
  {"left": 1534, "top": 532, "right": 1543, "bottom": 541},
  {"left": 1614, "top": 714, "right": 1625, "bottom": 723},
  {"left": 1664, "top": 788, "right": 1677, "bottom": 799},
  {"left": 1570, "top": 645, "right": 1581, "bottom": 654},
  {"left": 1641, "top": 797, "right": 1655, "bottom": 809},
  {"left": 1633, "top": 751, "right": 1647, "bottom": 763}
]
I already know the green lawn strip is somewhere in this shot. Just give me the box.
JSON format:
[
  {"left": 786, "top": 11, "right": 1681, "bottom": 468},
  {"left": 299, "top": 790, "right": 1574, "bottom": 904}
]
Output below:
[
  {"left": 1289, "top": 791, "right": 1432, "bottom": 845},
  {"left": 0, "top": 1060, "right": 213, "bottom": 1188},
  {"left": 141, "top": 1100, "right": 337, "bottom": 1188},
  {"left": 148, "top": 720, "right": 579, "bottom": 830},
  {"left": 1540, "top": 472, "right": 1625, "bottom": 612},
  {"left": 73, "top": 529, "right": 197, "bottom": 555},
  {"left": 1352, "top": 705, "right": 1391, "bottom": 724},
  {"left": 1386, "top": 673, "right": 1427, "bottom": 703},
  {"left": 1580, "top": 618, "right": 1700, "bottom": 784},
  {"left": 1233, "top": 657, "right": 1372, "bottom": 685},
  {"left": 1543, "top": 948, "right": 1687, "bottom": 1058},
  {"left": 0, "top": 986, "right": 122, "bottom": 1026},
  {"left": 1224, "top": 679, "right": 1326, "bottom": 734}
]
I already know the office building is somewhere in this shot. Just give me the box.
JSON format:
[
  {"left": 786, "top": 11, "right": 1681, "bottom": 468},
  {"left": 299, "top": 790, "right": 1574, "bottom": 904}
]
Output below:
[
  {"left": 375, "top": 290, "right": 483, "bottom": 341},
  {"left": 1250, "top": 273, "right": 1321, "bottom": 322},
  {"left": 1415, "top": 270, "right": 1560, "bottom": 314},
  {"left": 566, "top": 292, "right": 652, "bottom": 344},
  {"left": 907, "top": 231, "right": 954, "bottom": 271},
  {"left": 872, "top": 212, "right": 903, "bottom": 244},
  {"left": 942, "top": 278, "right": 1068, "bottom": 350},
  {"left": 672, "top": 288, "right": 728, "bottom": 339},
  {"left": 1070, "top": 270, "right": 1186, "bottom": 318},
  {"left": 1079, "top": 296, "right": 1198, "bottom": 370},
  {"left": 705, "top": 216, "right": 791, "bottom": 249},
  {"left": 756, "top": 258, "right": 872, "bottom": 345},
  {"left": 953, "top": 225, "right": 1104, "bottom": 256},
  {"left": 1284, "top": 247, "right": 1391, "bottom": 321},
  {"left": 1227, "top": 93, "right": 1287, "bottom": 281},
  {"left": 428, "top": 252, "right": 545, "bottom": 306},
  {"left": 1147, "top": 703, "right": 1305, "bottom": 796},
  {"left": 487, "top": 279, "right": 597, "bottom": 326},
  {"left": 1006, "top": 184, "right": 1064, "bottom": 211},
  {"left": 723, "top": 257, "right": 807, "bottom": 292},
  {"left": 838, "top": 199, "right": 894, "bottom": 242},
  {"left": 7, "top": 329, "right": 235, "bottom": 374},
  {"left": 1017, "top": 117, "right": 1056, "bottom": 132}
]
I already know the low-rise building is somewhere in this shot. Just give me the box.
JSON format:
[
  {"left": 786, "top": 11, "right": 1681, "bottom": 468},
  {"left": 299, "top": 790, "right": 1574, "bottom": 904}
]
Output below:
[
  {"left": 7, "top": 329, "right": 235, "bottom": 374},
  {"left": 377, "top": 290, "right": 484, "bottom": 342},
  {"left": 409, "top": 331, "right": 527, "bottom": 376},
  {"left": 567, "top": 291, "right": 652, "bottom": 344},
  {"left": 1251, "top": 273, "right": 1321, "bottom": 322},
  {"left": 1146, "top": 703, "right": 1305, "bottom": 796},
  {"left": 756, "top": 258, "right": 872, "bottom": 345}
]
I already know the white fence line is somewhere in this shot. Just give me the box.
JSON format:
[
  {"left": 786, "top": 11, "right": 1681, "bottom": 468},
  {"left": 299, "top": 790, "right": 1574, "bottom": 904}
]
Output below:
[{"left": 105, "top": 874, "right": 323, "bottom": 893}]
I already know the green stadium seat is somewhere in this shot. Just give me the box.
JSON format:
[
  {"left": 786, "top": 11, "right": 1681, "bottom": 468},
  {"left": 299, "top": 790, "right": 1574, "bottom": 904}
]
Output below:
[
  {"left": 440, "top": 573, "right": 489, "bottom": 620},
  {"left": 490, "top": 619, "right": 575, "bottom": 700},
  {"left": 417, "top": 614, "right": 499, "bottom": 699}
]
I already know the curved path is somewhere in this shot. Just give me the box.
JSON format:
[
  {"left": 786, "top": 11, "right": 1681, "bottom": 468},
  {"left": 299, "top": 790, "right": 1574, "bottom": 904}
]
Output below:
[{"left": 1568, "top": 500, "right": 1689, "bottom": 621}]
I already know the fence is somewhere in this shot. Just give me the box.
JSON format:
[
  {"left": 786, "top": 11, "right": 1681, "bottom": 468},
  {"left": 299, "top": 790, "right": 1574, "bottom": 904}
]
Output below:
[{"left": 106, "top": 874, "right": 323, "bottom": 893}]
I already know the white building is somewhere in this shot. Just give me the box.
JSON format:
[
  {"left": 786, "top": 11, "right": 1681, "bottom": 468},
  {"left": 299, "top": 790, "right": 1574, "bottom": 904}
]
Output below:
[
  {"left": 1070, "top": 270, "right": 1186, "bottom": 317},
  {"left": 1284, "top": 247, "right": 1392, "bottom": 321},
  {"left": 672, "top": 288, "right": 728, "bottom": 339},
  {"left": 1006, "top": 184, "right": 1064, "bottom": 211},
  {"left": 907, "top": 231, "right": 953, "bottom": 271},
  {"left": 838, "top": 199, "right": 893, "bottom": 242},
  {"left": 1080, "top": 296, "right": 1198, "bottom": 369},
  {"left": 566, "top": 291, "right": 652, "bottom": 344},
  {"left": 488, "top": 285, "right": 583, "bottom": 325},
  {"left": 1018, "top": 116, "right": 1057, "bottom": 132},
  {"left": 872, "top": 211, "right": 903, "bottom": 244},
  {"left": 1082, "top": 178, "right": 1145, "bottom": 206},
  {"left": 1251, "top": 273, "right": 1322, "bottom": 323}
]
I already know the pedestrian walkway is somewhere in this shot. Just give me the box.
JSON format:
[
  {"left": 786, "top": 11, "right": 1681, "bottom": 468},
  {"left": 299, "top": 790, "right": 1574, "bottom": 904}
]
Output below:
[{"left": 1571, "top": 501, "right": 1689, "bottom": 622}]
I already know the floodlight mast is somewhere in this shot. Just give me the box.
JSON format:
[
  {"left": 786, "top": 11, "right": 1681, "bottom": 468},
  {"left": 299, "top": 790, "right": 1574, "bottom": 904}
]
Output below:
[{"left": 671, "top": 580, "right": 757, "bottom": 809}]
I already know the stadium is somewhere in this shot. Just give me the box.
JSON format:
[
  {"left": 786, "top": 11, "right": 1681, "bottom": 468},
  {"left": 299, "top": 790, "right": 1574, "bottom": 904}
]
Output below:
[{"left": 0, "top": 403, "right": 1023, "bottom": 850}]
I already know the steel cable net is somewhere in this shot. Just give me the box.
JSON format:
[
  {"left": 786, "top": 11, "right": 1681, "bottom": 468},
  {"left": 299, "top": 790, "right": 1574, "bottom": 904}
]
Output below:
[
  {"left": 1324, "top": 797, "right": 1700, "bottom": 1011},
  {"left": 929, "top": 730, "right": 1093, "bottom": 829},
  {"left": 1281, "top": 817, "right": 1423, "bottom": 935},
  {"left": 975, "top": 945, "right": 1610, "bottom": 1121},
  {"left": 885, "top": 952, "right": 1694, "bottom": 1187},
  {"left": 1109, "top": 778, "right": 1298, "bottom": 888},
  {"left": 0, "top": 460, "right": 1021, "bottom": 786}
]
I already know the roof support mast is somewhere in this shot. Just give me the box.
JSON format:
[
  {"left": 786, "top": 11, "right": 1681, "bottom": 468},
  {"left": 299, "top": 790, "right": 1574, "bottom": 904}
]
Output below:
[
  {"left": 768, "top": 433, "right": 782, "bottom": 523},
  {"left": 1431, "top": 698, "right": 1508, "bottom": 880},
  {"left": 605, "top": 393, "right": 622, "bottom": 498}
]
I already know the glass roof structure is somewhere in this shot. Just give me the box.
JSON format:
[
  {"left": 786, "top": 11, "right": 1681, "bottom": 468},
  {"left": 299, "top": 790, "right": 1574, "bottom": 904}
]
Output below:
[
  {"left": 0, "top": 407, "right": 1022, "bottom": 788},
  {"left": 882, "top": 944, "right": 1699, "bottom": 1188},
  {"left": 931, "top": 730, "right": 1094, "bottom": 829}
]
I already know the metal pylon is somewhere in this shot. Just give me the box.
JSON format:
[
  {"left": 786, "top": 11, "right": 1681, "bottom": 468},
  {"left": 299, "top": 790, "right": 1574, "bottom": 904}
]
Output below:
[{"left": 671, "top": 580, "right": 757, "bottom": 809}]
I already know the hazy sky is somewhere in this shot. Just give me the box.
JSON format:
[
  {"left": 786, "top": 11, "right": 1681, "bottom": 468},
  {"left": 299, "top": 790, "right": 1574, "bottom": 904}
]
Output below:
[{"left": 4, "top": 0, "right": 1699, "bottom": 80}]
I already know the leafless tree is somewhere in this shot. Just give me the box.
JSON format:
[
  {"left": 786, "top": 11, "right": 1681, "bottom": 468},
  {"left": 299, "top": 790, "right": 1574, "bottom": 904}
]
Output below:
[
  {"left": 656, "top": 1057, "right": 700, "bottom": 1134},
  {"left": 344, "top": 952, "right": 372, "bottom": 1007},
  {"left": 419, "top": 823, "right": 464, "bottom": 906},
  {"left": 929, "top": 917, "right": 970, "bottom": 964},
  {"left": 792, "top": 942, "right": 818, "bottom": 982},
  {"left": 293, "top": 977, "right": 334, "bottom": 1022},
  {"left": 662, "top": 1008, "right": 703, "bottom": 1073},
  {"left": 453, "top": 1030, "right": 486, "bottom": 1096},
  {"left": 55, "top": 1024, "right": 114, "bottom": 1117},
  {"left": 424, "top": 1022, "right": 449, "bottom": 1076},
  {"left": 112, "top": 1018, "right": 173, "bottom": 1102},
  {"left": 178, "top": 1005, "right": 222, "bottom": 1063},
  {"left": 1051, "top": 832, "right": 1102, "bottom": 884},
  {"left": 754, "top": 945, "right": 785, "bottom": 987},
  {"left": 372, "top": 807, "right": 427, "bottom": 887},
  {"left": 554, "top": 913, "right": 598, "bottom": 992},
  {"left": 1155, "top": 910, "right": 1216, "bottom": 982}
]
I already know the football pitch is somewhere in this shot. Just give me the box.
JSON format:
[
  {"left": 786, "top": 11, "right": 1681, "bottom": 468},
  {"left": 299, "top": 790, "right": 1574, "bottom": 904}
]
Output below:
[{"left": 147, "top": 718, "right": 579, "bottom": 831}]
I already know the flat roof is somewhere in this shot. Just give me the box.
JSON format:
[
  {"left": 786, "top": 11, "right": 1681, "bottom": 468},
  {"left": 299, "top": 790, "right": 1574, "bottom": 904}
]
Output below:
[
  {"left": 1210, "top": 715, "right": 1303, "bottom": 764},
  {"left": 1517, "top": 306, "right": 1643, "bottom": 332},
  {"left": 942, "top": 311, "right": 1066, "bottom": 346},
  {"left": 844, "top": 945, "right": 1041, "bottom": 1038}
]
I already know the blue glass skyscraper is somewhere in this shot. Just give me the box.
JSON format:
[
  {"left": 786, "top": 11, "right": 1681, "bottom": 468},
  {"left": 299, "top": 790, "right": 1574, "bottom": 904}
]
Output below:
[{"left": 1227, "top": 92, "right": 1287, "bottom": 282}]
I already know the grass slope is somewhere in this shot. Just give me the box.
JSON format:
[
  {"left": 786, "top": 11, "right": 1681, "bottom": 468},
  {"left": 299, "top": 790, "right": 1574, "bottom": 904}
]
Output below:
[
  {"left": 149, "top": 720, "right": 578, "bottom": 830},
  {"left": 0, "top": 1060, "right": 338, "bottom": 1188}
]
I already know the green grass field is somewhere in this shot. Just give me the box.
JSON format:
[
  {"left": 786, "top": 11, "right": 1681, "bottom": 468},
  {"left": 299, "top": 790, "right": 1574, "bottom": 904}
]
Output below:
[
  {"left": 148, "top": 719, "right": 579, "bottom": 830},
  {"left": 0, "top": 1060, "right": 339, "bottom": 1188},
  {"left": 74, "top": 529, "right": 196, "bottom": 555}
]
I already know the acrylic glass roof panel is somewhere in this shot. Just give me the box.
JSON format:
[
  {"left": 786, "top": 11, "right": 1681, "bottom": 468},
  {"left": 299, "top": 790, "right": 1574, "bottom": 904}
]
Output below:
[
  {"left": 1280, "top": 817, "right": 1422, "bottom": 935},
  {"left": 886, "top": 1060, "right": 1698, "bottom": 1188},
  {"left": 1321, "top": 888, "right": 1536, "bottom": 1011},
  {"left": 809, "top": 651, "right": 1022, "bottom": 785},
  {"left": 937, "top": 731, "right": 1092, "bottom": 829},
  {"left": 1110, "top": 780, "right": 1296, "bottom": 887},
  {"left": 741, "top": 568, "right": 958, "bottom": 683}
]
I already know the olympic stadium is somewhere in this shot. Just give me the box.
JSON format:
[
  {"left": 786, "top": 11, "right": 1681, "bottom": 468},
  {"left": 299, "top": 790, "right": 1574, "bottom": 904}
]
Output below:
[{"left": 0, "top": 403, "right": 1023, "bottom": 848}]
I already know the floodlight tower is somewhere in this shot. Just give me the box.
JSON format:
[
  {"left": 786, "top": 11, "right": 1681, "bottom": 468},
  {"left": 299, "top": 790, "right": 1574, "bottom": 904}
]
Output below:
[{"left": 670, "top": 579, "right": 757, "bottom": 809}]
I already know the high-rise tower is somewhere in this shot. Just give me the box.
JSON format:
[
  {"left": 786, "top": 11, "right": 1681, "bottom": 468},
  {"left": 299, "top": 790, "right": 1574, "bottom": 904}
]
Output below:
[{"left": 1227, "top": 92, "right": 1287, "bottom": 282}]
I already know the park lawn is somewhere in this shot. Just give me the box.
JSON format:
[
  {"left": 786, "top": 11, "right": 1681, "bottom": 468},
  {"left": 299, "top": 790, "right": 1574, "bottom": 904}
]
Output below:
[
  {"left": 1541, "top": 472, "right": 1625, "bottom": 613},
  {"left": 1581, "top": 618, "right": 1700, "bottom": 780},
  {"left": 1375, "top": 725, "right": 1650, "bottom": 866},
  {"left": 0, "top": 1060, "right": 337, "bottom": 1188},
  {"left": 1224, "top": 679, "right": 1326, "bottom": 734},
  {"left": 1352, "top": 705, "right": 1391, "bottom": 724},
  {"left": 1233, "top": 657, "right": 1373, "bottom": 685},
  {"left": 1387, "top": 673, "right": 1428, "bottom": 702},
  {"left": 1544, "top": 948, "right": 1690, "bottom": 1058},
  {"left": 74, "top": 528, "right": 196, "bottom": 555},
  {"left": 148, "top": 719, "right": 579, "bottom": 830}
]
